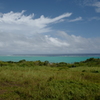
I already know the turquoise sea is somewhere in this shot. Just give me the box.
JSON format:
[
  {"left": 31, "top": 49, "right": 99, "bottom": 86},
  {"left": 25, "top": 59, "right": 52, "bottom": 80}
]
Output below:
[{"left": 0, "top": 54, "right": 100, "bottom": 63}]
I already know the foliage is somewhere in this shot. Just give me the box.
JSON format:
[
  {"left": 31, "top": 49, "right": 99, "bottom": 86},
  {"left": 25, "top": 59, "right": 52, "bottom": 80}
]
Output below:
[
  {"left": 0, "top": 58, "right": 100, "bottom": 100},
  {"left": 0, "top": 57, "right": 100, "bottom": 67}
]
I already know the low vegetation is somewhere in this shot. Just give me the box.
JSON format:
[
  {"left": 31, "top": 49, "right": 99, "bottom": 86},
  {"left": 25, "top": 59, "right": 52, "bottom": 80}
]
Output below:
[{"left": 0, "top": 58, "right": 100, "bottom": 100}]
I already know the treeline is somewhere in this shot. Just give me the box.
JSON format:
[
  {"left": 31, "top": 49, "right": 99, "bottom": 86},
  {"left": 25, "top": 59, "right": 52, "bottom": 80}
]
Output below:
[{"left": 0, "top": 58, "right": 100, "bottom": 67}]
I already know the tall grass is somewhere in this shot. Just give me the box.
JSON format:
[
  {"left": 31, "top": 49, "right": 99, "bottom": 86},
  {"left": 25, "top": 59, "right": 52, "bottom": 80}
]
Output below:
[{"left": 0, "top": 58, "right": 100, "bottom": 100}]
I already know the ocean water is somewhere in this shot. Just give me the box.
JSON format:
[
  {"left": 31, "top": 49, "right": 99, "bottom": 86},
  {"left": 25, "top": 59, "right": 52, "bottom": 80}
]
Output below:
[{"left": 0, "top": 54, "right": 100, "bottom": 63}]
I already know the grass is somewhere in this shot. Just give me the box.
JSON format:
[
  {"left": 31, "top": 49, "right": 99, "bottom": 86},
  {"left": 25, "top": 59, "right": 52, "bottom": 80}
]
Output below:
[{"left": 0, "top": 58, "right": 100, "bottom": 100}]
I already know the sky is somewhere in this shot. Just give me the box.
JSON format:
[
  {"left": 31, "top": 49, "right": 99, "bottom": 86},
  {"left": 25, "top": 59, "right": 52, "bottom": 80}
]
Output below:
[{"left": 0, "top": 0, "right": 100, "bottom": 54}]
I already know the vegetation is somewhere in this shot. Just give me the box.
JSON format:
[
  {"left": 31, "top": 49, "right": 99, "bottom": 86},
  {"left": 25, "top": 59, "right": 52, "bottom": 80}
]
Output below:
[{"left": 0, "top": 58, "right": 100, "bottom": 100}]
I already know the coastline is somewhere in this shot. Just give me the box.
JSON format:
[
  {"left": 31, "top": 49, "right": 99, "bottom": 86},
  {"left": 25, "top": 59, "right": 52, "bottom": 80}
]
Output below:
[{"left": 0, "top": 54, "right": 100, "bottom": 63}]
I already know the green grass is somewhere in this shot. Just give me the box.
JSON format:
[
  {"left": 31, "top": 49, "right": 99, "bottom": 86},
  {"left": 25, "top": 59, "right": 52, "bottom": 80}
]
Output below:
[{"left": 0, "top": 58, "right": 100, "bottom": 100}]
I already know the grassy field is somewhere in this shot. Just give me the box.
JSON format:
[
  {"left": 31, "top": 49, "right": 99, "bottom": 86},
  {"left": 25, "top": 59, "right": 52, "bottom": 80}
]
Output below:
[{"left": 0, "top": 58, "right": 100, "bottom": 100}]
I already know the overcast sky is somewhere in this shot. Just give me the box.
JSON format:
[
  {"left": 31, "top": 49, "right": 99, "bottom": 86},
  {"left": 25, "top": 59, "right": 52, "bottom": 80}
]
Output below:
[{"left": 0, "top": 0, "right": 100, "bottom": 54}]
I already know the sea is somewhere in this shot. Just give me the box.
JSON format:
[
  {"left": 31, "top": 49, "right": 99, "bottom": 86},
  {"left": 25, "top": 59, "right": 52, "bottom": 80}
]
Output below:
[{"left": 0, "top": 54, "right": 100, "bottom": 63}]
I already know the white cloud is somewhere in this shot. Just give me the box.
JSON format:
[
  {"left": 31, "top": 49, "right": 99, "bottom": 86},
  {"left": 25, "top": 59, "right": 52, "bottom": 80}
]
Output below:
[
  {"left": 75, "top": 0, "right": 98, "bottom": 6},
  {"left": 56, "top": 31, "right": 100, "bottom": 53},
  {"left": 88, "top": 16, "right": 100, "bottom": 21},
  {"left": 92, "top": 1, "right": 100, "bottom": 7},
  {"left": 0, "top": 11, "right": 72, "bottom": 35},
  {"left": 45, "top": 35, "right": 70, "bottom": 47},
  {"left": 95, "top": 7, "right": 100, "bottom": 12},
  {"left": 92, "top": 1, "right": 100, "bottom": 12},
  {"left": 0, "top": 11, "right": 100, "bottom": 54},
  {"left": 75, "top": 0, "right": 100, "bottom": 13},
  {"left": 84, "top": 0, "right": 98, "bottom": 5},
  {"left": 68, "top": 17, "right": 82, "bottom": 22},
  {"left": 0, "top": 30, "right": 100, "bottom": 54}
]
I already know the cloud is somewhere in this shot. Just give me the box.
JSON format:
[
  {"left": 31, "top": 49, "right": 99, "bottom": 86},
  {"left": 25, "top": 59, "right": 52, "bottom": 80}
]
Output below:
[
  {"left": 75, "top": 0, "right": 100, "bottom": 13},
  {"left": 0, "top": 11, "right": 100, "bottom": 54},
  {"left": 55, "top": 31, "right": 100, "bottom": 53},
  {"left": 68, "top": 17, "right": 82, "bottom": 22},
  {"left": 75, "top": 0, "right": 98, "bottom": 6},
  {"left": 92, "top": 1, "right": 100, "bottom": 12},
  {"left": 0, "top": 11, "right": 72, "bottom": 35},
  {"left": 0, "top": 30, "right": 100, "bottom": 54},
  {"left": 88, "top": 16, "right": 100, "bottom": 21},
  {"left": 84, "top": 0, "right": 100, "bottom": 13},
  {"left": 83, "top": 0, "right": 98, "bottom": 5},
  {"left": 93, "top": 1, "right": 100, "bottom": 7}
]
